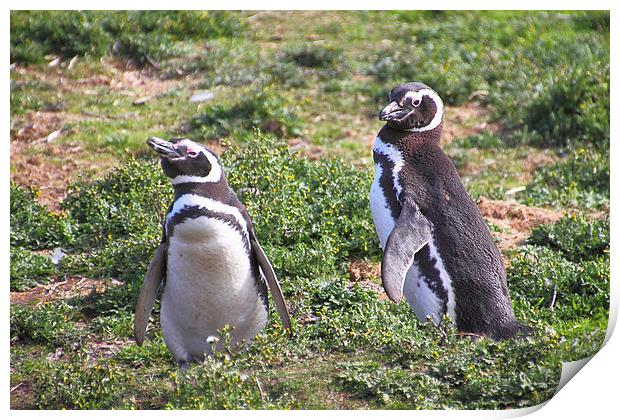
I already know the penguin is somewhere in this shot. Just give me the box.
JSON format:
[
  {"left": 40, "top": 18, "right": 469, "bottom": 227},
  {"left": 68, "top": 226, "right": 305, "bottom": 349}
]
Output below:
[
  {"left": 134, "top": 137, "right": 291, "bottom": 368},
  {"left": 369, "top": 82, "right": 527, "bottom": 340}
]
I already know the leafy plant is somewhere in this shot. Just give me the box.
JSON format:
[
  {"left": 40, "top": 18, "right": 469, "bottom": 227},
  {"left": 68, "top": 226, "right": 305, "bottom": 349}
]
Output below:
[
  {"left": 456, "top": 133, "right": 504, "bottom": 149},
  {"left": 61, "top": 159, "right": 170, "bottom": 249},
  {"left": 281, "top": 43, "right": 343, "bottom": 69},
  {"left": 521, "top": 148, "right": 609, "bottom": 209},
  {"left": 191, "top": 91, "right": 303, "bottom": 138},
  {"left": 33, "top": 360, "right": 130, "bottom": 409},
  {"left": 166, "top": 333, "right": 275, "bottom": 409},
  {"left": 10, "top": 247, "right": 56, "bottom": 291},
  {"left": 507, "top": 246, "right": 609, "bottom": 320},
  {"left": 528, "top": 215, "right": 609, "bottom": 262},
  {"left": 10, "top": 11, "right": 248, "bottom": 65},
  {"left": 10, "top": 11, "right": 110, "bottom": 63},
  {"left": 10, "top": 182, "right": 75, "bottom": 250},
  {"left": 10, "top": 302, "right": 84, "bottom": 348},
  {"left": 336, "top": 361, "right": 443, "bottom": 406}
]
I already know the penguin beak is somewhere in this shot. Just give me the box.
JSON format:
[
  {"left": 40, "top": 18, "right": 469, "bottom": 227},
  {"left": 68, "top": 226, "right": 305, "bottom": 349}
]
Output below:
[
  {"left": 147, "top": 137, "right": 182, "bottom": 159},
  {"left": 379, "top": 101, "right": 410, "bottom": 122}
]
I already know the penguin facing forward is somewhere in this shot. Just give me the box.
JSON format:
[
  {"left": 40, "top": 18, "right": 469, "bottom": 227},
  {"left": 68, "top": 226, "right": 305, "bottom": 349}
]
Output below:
[
  {"left": 134, "top": 137, "right": 291, "bottom": 368},
  {"left": 370, "top": 82, "right": 527, "bottom": 340}
]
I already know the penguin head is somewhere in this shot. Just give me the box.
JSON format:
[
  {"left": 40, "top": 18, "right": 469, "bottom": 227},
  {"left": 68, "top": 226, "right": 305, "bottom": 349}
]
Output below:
[
  {"left": 147, "top": 137, "right": 222, "bottom": 184},
  {"left": 379, "top": 82, "right": 444, "bottom": 132}
]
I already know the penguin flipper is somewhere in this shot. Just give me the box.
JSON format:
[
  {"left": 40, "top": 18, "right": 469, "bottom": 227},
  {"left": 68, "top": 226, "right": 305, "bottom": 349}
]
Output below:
[
  {"left": 134, "top": 242, "right": 167, "bottom": 346},
  {"left": 382, "top": 201, "right": 432, "bottom": 303},
  {"left": 250, "top": 236, "right": 292, "bottom": 336}
]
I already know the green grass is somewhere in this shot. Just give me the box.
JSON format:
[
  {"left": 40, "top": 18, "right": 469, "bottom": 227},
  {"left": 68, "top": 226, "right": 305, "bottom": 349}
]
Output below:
[
  {"left": 10, "top": 183, "right": 75, "bottom": 250},
  {"left": 10, "top": 11, "right": 247, "bottom": 65},
  {"left": 10, "top": 10, "right": 609, "bottom": 410},
  {"left": 10, "top": 134, "right": 609, "bottom": 409},
  {"left": 190, "top": 89, "right": 303, "bottom": 139},
  {"left": 522, "top": 147, "right": 609, "bottom": 209},
  {"left": 10, "top": 247, "right": 56, "bottom": 291}
]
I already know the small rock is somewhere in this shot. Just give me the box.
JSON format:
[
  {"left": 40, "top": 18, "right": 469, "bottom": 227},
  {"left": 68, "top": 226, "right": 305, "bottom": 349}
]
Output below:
[
  {"left": 48, "top": 347, "right": 64, "bottom": 361},
  {"left": 505, "top": 186, "right": 526, "bottom": 196},
  {"left": 50, "top": 248, "right": 66, "bottom": 265},
  {"left": 133, "top": 96, "right": 151, "bottom": 106},
  {"left": 48, "top": 57, "right": 61, "bottom": 68},
  {"left": 189, "top": 91, "right": 215, "bottom": 102},
  {"left": 44, "top": 129, "right": 63, "bottom": 143},
  {"left": 67, "top": 56, "right": 78, "bottom": 70}
]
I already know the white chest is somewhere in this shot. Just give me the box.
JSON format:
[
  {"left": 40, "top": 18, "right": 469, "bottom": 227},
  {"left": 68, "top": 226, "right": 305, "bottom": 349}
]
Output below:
[
  {"left": 161, "top": 216, "right": 267, "bottom": 363},
  {"left": 370, "top": 166, "right": 396, "bottom": 250},
  {"left": 370, "top": 137, "right": 405, "bottom": 250}
]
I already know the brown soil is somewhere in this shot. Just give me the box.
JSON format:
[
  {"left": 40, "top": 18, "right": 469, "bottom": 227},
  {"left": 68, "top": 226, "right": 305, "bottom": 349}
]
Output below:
[
  {"left": 478, "top": 197, "right": 564, "bottom": 234},
  {"left": 477, "top": 198, "right": 565, "bottom": 262},
  {"left": 10, "top": 381, "right": 34, "bottom": 410},
  {"left": 521, "top": 150, "right": 559, "bottom": 173},
  {"left": 348, "top": 260, "right": 380, "bottom": 283},
  {"left": 11, "top": 276, "right": 124, "bottom": 306},
  {"left": 85, "top": 340, "right": 131, "bottom": 364},
  {"left": 10, "top": 136, "right": 85, "bottom": 212},
  {"left": 10, "top": 61, "right": 203, "bottom": 211},
  {"left": 348, "top": 260, "right": 385, "bottom": 297},
  {"left": 14, "top": 58, "right": 198, "bottom": 97}
]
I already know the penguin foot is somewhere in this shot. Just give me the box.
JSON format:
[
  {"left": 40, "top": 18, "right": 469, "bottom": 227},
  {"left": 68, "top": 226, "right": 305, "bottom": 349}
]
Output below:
[{"left": 178, "top": 360, "right": 191, "bottom": 371}]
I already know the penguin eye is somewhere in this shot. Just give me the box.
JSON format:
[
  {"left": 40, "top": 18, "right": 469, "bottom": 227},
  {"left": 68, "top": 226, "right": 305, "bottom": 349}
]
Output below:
[
  {"left": 187, "top": 151, "right": 198, "bottom": 157},
  {"left": 412, "top": 98, "right": 422, "bottom": 107}
]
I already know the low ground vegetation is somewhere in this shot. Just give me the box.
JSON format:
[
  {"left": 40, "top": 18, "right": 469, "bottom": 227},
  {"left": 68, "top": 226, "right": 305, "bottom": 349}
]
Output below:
[{"left": 10, "top": 11, "right": 609, "bottom": 409}]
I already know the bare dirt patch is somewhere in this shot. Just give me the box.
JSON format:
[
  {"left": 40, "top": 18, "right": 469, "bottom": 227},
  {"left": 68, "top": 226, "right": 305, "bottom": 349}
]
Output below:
[
  {"left": 521, "top": 150, "right": 559, "bottom": 173},
  {"left": 348, "top": 260, "right": 386, "bottom": 298},
  {"left": 10, "top": 62, "right": 203, "bottom": 211},
  {"left": 15, "top": 58, "right": 201, "bottom": 97},
  {"left": 10, "top": 381, "right": 34, "bottom": 410},
  {"left": 349, "top": 260, "right": 380, "bottom": 283},
  {"left": 11, "top": 143, "right": 80, "bottom": 212},
  {"left": 11, "top": 276, "right": 124, "bottom": 306},
  {"left": 10, "top": 111, "right": 83, "bottom": 143},
  {"left": 85, "top": 340, "right": 132, "bottom": 364},
  {"left": 9, "top": 130, "right": 116, "bottom": 212},
  {"left": 478, "top": 198, "right": 564, "bottom": 232},
  {"left": 477, "top": 198, "right": 564, "bottom": 253}
]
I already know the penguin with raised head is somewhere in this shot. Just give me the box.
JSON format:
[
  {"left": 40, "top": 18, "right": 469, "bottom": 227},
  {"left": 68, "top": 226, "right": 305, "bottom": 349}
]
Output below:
[
  {"left": 134, "top": 137, "right": 291, "bottom": 368},
  {"left": 370, "top": 82, "right": 527, "bottom": 340}
]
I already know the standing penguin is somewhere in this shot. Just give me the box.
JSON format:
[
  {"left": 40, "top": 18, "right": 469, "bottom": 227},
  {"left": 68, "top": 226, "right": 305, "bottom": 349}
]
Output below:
[
  {"left": 370, "top": 82, "right": 526, "bottom": 340},
  {"left": 134, "top": 137, "right": 291, "bottom": 368}
]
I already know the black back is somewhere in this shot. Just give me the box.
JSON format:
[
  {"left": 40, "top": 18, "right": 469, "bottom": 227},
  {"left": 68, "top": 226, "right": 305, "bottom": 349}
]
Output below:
[{"left": 378, "top": 124, "right": 524, "bottom": 339}]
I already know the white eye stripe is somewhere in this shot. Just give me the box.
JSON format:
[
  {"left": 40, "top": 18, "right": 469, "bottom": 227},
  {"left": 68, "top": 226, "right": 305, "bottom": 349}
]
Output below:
[
  {"left": 403, "top": 89, "right": 444, "bottom": 132},
  {"left": 171, "top": 139, "right": 223, "bottom": 184},
  {"left": 404, "top": 91, "right": 424, "bottom": 103},
  {"left": 179, "top": 139, "right": 207, "bottom": 155}
]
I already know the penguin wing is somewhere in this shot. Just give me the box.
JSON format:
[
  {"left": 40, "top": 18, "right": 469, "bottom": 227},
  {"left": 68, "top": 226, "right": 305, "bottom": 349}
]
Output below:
[
  {"left": 134, "top": 242, "right": 167, "bottom": 346},
  {"left": 382, "top": 199, "right": 432, "bottom": 303},
  {"left": 250, "top": 234, "right": 292, "bottom": 336}
]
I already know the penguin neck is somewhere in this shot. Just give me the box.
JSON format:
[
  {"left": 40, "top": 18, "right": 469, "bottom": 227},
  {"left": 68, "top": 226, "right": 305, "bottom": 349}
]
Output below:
[
  {"left": 172, "top": 176, "right": 230, "bottom": 202},
  {"left": 378, "top": 123, "right": 443, "bottom": 157}
]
